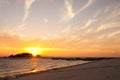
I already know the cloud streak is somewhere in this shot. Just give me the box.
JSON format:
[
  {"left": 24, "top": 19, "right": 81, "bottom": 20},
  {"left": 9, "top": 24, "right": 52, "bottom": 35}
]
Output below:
[
  {"left": 76, "top": 0, "right": 93, "bottom": 15},
  {"left": 63, "top": 0, "right": 94, "bottom": 21},
  {"left": 83, "top": 19, "right": 97, "bottom": 29},
  {"left": 11, "top": 0, "right": 36, "bottom": 33},
  {"left": 63, "top": 0, "right": 75, "bottom": 21},
  {"left": 96, "top": 22, "right": 120, "bottom": 32},
  {"left": 107, "top": 31, "right": 120, "bottom": 39},
  {"left": 23, "top": 0, "right": 36, "bottom": 23}
]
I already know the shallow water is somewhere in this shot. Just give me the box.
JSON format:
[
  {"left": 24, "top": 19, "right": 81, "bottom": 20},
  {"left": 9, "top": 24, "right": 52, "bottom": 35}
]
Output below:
[{"left": 0, "top": 58, "right": 88, "bottom": 78}]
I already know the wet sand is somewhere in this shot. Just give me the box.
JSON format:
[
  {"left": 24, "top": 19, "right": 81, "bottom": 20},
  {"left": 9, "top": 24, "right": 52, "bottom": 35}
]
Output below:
[{"left": 2, "top": 58, "right": 120, "bottom": 80}]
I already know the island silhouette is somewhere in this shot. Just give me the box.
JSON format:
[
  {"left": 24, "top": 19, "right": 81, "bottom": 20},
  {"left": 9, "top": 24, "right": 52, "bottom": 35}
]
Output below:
[{"left": 9, "top": 53, "right": 41, "bottom": 58}]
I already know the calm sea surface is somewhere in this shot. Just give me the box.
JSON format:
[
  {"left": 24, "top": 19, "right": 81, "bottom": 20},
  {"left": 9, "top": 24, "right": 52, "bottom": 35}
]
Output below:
[{"left": 0, "top": 58, "right": 89, "bottom": 78}]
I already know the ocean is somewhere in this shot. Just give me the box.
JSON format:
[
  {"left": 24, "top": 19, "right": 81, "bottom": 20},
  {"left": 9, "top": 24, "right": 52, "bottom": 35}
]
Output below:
[{"left": 0, "top": 58, "right": 89, "bottom": 78}]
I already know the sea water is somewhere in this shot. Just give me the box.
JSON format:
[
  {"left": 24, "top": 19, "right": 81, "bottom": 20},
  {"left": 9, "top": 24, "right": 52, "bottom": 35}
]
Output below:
[{"left": 0, "top": 58, "right": 88, "bottom": 78}]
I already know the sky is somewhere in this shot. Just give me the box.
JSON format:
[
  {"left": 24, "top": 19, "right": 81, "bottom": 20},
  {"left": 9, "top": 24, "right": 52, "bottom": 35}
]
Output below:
[{"left": 0, "top": 0, "right": 120, "bottom": 57}]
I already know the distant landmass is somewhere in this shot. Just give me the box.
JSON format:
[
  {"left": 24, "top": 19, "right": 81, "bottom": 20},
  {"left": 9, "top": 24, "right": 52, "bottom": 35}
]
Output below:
[
  {"left": 43, "top": 57, "right": 116, "bottom": 61},
  {"left": 8, "top": 53, "right": 116, "bottom": 61},
  {"left": 9, "top": 53, "right": 41, "bottom": 58}
]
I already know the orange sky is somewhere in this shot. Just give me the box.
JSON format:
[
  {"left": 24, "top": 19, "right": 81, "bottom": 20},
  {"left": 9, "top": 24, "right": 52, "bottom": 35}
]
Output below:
[{"left": 0, "top": 34, "right": 119, "bottom": 57}]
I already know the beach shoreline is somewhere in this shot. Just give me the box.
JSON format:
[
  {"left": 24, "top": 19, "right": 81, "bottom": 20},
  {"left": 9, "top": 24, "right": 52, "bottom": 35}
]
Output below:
[
  {"left": 0, "top": 60, "right": 90, "bottom": 80},
  {"left": 0, "top": 60, "right": 91, "bottom": 80},
  {"left": 1, "top": 58, "right": 120, "bottom": 80}
]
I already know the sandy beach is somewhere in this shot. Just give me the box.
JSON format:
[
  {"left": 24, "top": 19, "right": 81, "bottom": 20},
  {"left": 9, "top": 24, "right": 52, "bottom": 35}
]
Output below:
[{"left": 2, "top": 58, "right": 120, "bottom": 80}]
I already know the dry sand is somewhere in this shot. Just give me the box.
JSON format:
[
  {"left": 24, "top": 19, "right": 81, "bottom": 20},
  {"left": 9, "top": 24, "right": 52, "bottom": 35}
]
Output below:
[{"left": 3, "top": 58, "right": 120, "bottom": 80}]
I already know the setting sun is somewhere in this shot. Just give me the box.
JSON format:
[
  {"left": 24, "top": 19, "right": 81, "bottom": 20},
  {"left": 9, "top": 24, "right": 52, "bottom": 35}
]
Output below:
[{"left": 25, "top": 47, "right": 44, "bottom": 56}]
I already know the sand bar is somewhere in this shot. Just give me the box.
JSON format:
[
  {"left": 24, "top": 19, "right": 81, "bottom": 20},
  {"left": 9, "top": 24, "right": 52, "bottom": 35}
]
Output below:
[{"left": 2, "top": 58, "right": 120, "bottom": 80}]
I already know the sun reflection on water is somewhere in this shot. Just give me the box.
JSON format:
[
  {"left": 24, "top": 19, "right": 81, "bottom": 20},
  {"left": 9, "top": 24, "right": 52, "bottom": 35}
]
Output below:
[
  {"left": 31, "top": 58, "right": 39, "bottom": 73},
  {"left": 31, "top": 68, "right": 37, "bottom": 73}
]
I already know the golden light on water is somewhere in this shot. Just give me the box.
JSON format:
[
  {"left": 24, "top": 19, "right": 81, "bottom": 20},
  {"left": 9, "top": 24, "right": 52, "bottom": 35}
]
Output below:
[
  {"left": 25, "top": 47, "right": 44, "bottom": 56},
  {"left": 31, "top": 69, "right": 37, "bottom": 73}
]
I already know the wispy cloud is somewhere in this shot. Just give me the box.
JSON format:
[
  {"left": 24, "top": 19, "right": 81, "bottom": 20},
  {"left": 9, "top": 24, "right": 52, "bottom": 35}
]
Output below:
[
  {"left": 12, "top": 23, "right": 27, "bottom": 32},
  {"left": 11, "top": 0, "right": 36, "bottom": 33},
  {"left": 83, "top": 19, "right": 97, "bottom": 29},
  {"left": 63, "top": 0, "right": 75, "bottom": 21},
  {"left": 63, "top": 0, "right": 94, "bottom": 21},
  {"left": 43, "top": 18, "right": 48, "bottom": 24},
  {"left": 23, "top": 0, "right": 36, "bottom": 23},
  {"left": 96, "top": 22, "right": 120, "bottom": 32},
  {"left": 76, "top": 0, "right": 93, "bottom": 15},
  {"left": 60, "top": 3, "right": 120, "bottom": 49},
  {"left": 107, "top": 31, "right": 120, "bottom": 39}
]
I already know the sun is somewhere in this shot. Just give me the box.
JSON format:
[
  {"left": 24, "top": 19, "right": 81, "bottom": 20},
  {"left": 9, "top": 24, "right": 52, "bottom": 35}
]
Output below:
[{"left": 25, "top": 47, "right": 43, "bottom": 56}]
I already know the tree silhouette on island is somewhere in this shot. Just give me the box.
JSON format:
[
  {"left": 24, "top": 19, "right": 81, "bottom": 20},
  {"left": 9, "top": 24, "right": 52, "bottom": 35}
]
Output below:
[{"left": 9, "top": 53, "right": 41, "bottom": 58}]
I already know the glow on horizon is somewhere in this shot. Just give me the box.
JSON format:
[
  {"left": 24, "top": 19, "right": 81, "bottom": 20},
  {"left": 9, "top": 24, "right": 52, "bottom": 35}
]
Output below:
[
  {"left": 0, "top": 0, "right": 120, "bottom": 57},
  {"left": 24, "top": 47, "right": 44, "bottom": 56}
]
